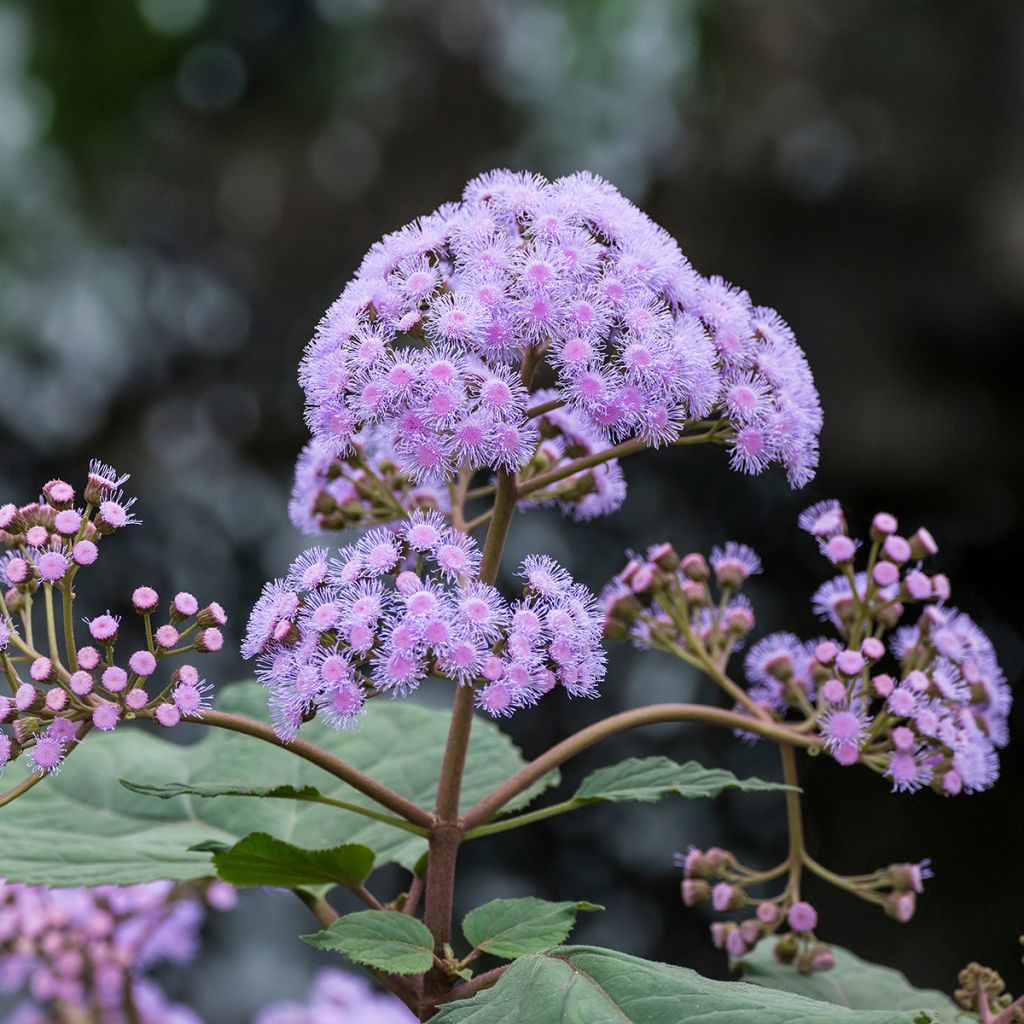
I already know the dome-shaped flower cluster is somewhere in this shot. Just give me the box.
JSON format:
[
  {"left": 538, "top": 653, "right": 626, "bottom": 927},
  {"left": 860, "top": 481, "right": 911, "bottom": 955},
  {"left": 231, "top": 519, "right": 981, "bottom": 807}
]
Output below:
[
  {"left": 242, "top": 514, "right": 605, "bottom": 737},
  {"left": 300, "top": 169, "right": 821, "bottom": 495},
  {"left": 254, "top": 969, "right": 415, "bottom": 1024}
]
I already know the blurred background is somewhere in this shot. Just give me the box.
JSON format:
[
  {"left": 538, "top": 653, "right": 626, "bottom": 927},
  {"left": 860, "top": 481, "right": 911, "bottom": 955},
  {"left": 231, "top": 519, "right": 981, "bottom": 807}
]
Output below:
[{"left": 1, "top": 0, "right": 1022, "bottom": 1019}]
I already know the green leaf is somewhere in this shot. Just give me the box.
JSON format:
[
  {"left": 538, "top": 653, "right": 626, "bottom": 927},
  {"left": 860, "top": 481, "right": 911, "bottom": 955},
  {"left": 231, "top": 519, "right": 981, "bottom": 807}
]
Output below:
[
  {"left": 462, "top": 898, "right": 602, "bottom": 959},
  {"left": 208, "top": 832, "right": 374, "bottom": 888},
  {"left": 571, "top": 756, "right": 791, "bottom": 805},
  {"left": 0, "top": 682, "right": 556, "bottom": 886},
  {"left": 738, "top": 943, "right": 963, "bottom": 1021},
  {"left": 302, "top": 910, "right": 434, "bottom": 975},
  {"left": 432, "top": 946, "right": 940, "bottom": 1023}
]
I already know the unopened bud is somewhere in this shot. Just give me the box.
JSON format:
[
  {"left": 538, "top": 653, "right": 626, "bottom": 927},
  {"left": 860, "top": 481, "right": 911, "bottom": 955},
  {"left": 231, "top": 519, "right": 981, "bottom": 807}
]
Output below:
[
  {"left": 681, "top": 553, "right": 709, "bottom": 582},
  {"left": 649, "top": 543, "right": 680, "bottom": 573},
  {"left": 909, "top": 527, "right": 938, "bottom": 559}
]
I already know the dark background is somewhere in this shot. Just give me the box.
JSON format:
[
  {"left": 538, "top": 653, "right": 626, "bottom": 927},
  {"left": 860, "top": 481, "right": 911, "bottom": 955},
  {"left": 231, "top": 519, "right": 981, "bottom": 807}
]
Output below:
[{"left": 1, "top": 1, "right": 1022, "bottom": 1019}]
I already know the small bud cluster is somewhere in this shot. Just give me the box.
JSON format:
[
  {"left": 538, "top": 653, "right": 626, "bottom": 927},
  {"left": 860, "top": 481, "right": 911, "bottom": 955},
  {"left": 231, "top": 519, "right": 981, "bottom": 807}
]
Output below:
[
  {"left": 955, "top": 961, "right": 1024, "bottom": 1021},
  {"left": 253, "top": 969, "right": 415, "bottom": 1024},
  {"left": 242, "top": 513, "right": 605, "bottom": 737},
  {"left": 599, "top": 540, "right": 759, "bottom": 660},
  {"left": 301, "top": 169, "right": 821, "bottom": 491},
  {"left": 677, "top": 848, "right": 931, "bottom": 971},
  {"left": 289, "top": 432, "right": 449, "bottom": 536},
  {"left": 0, "top": 878, "right": 235, "bottom": 1023},
  {"left": 0, "top": 462, "right": 225, "bottom": 775}
]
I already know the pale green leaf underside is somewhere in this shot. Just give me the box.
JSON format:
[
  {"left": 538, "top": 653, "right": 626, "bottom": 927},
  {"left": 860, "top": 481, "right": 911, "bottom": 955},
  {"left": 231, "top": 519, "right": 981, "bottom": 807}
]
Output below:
[
  {"left": 739, "top": 943, "right": 963, "bottom": 1021},
  {"left": 0, "top": 682, "right": 555, "bottom": 886},
  {"left": 462, "top": 898, "right": 602, "bottom": 959},
  {"left": 432, "top": 946, "right": 941, "bottom": 1024},
  {"left": 302, "top": 910, "right": 435, "bottom": 975}
]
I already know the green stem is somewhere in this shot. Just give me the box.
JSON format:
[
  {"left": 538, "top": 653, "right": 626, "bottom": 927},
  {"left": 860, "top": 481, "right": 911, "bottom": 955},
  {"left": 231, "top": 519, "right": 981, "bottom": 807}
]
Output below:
[
  {"left": 780, "top": 744, "right": 804, "bottom": 900},
  {"left": 61, "top": 580, "right": 79, "bottom": 672},
  {"left": 464, "top": 798, "right": 581, "bottom": 839},
  {"left": 43, "top": 583, "right": 62, "bottom": 669}
]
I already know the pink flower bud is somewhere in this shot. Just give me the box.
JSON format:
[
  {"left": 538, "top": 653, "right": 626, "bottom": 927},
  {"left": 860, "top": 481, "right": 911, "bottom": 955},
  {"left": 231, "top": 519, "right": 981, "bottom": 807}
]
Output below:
[
  {"left": 885, "top": 891, "right": 916, "bottom": 923},
  {"left": 88, "top": 615, "right": 119, "bottom": 642},
  {"left": 835, "top": 650, "right": 864, "bottom": 676},
  {"left": 871, "top": 512, "right": 898, "bottom": 538},
  {"left": 712, "top": 882, "right": 739, "bottom": 912},
  {"left": 882, "top": 534, "right": 912, "bottom": 564},
  {"left": 681, "top": 553, "right": 709, "bottom": 582},
  {"left": 904, "top": 570, "right": 931, "bottom": 600},
  {"left": 30, "top": 657, "right": 53, "bottom": 683},
  {"left": 814, "top": 641, "right": 837, "bottom": 665},
  {"left": 172, "top": 592, "right": 199, "bottom": 618},
  {"left": 787, "top": 901, "right": 818, "bottom": 932},
  {"left": 822, "top": 679, "right": 846, "bottom": 704},
  {"left": 70, "top": 671, "right": 94, "bottom": 696},
  {"left": 682, "top": 879, "right": 709, "bottom": 906},
  {"left": 92, "top": 704, "right": 120, "bottom": 732},
  {"left": 825, "top": 535, "right": 856, "bottom": 564},
  {"left": 25, "top": 526, "right": 48, "bottom": 548},
  {"left": 872, "top": 561, "right": 899, "bottom": 587},
  {"left": 905, "top": 669, "right": 929, "bottom": 692},
  {"left": 891, "top": 726, "right": 915, "bottom": 751},
  {"left": 756, "top": 902, "right": 780, "bottom": 925},
  {"left": 43, "top": 480, "right": 75, "bottom": 508},
  {"left": 132, "top": 587, "right": 159, "bottom": 612},
  {"left": 154, "top": 703, "right": 181, "bottom": 728},
  {"left": 931, "top": 574, "right": 951, "bottom": 601},
  {"left": 44, "top": 688, "right": 67, "bottom": 713},
  {"left": 54, "top": 509, "right": 82, "bottom": 536},
  {"left": 155, "top": 624, "right": 179, "bottom": 649},
  {"left": 196, "top": 628, "right": 223, "bottom": 653},
  {"left": 833, "top": 742, "right": 859, "bottom": 766},
  {"left": 101, "top": 667, "right": 128, "bottom": 693},
  {"left": 125, "top": 688, "right": 148, "bottom": 710},
  {"left": 72, "top": 540, "right": 98, "bottom": 565},
  {"left": 872, "top": 673, "right": 894, "bottom": 697},
  {"left": 725, "top": 929, "right": 748, "bottom": 958},
  {"left": 909, "top": 527, "right": 938, "bottom": 558},
  {"left": 129, "top": 650, "right": 157, "bottom": 677},
  {"left": 198, "top": 602, "right": 227, "bottom": 627},
  {"left": 77, "top": 646, "right": 100, "bottom": 671},
  {"left": 860, "top": 637, "right": 885, "bottom": 661}
]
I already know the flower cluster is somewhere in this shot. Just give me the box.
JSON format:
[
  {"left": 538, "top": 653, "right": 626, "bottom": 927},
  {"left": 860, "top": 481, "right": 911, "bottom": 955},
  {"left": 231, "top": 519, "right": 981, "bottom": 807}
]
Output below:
[
  {"left": 0, "top": 462, "right": 226, "bottom": 776},
  {"left": 600, "top": 540, "right": 759, "bottom": 658},
  {"left": 0, "top": 879, "right": 235, "bottom": 1024},
  {"left": 676, "top": 847, "right": 931, "bottom": 969},
  {"left": 300, "top": 168, "right": 821, "bottom": 492},
  {"left": 601, "top": 502, "right": 1011, "bottom": 796},
  {"left": 289, "top": 432, "right": 449, "bottom": 535},
  {"left": 253, "top": 969, "right": 415, "bottom": 1024},
  {"left": 242, "top": 514, "right": 605, "bottom": 737}
]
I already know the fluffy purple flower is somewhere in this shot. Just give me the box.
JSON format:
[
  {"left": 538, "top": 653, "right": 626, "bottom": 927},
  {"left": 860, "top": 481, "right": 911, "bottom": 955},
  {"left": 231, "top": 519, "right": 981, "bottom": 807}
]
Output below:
[
  {"left": 243, "top": 527, "right": 605, "bottom": 737},
  {"left": 299, "top": 169, "right": 820, "bottom": 493}
]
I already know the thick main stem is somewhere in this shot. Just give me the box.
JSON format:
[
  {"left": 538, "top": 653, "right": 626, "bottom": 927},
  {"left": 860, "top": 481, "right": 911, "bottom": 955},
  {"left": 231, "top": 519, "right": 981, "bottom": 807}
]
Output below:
[{"left": 421, "top": 470, "right": 518, "bottom": 1018}]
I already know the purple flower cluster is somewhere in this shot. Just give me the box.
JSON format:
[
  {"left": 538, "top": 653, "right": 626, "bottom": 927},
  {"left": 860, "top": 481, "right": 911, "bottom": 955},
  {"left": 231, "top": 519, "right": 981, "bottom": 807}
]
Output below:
[
  {"left": 0, "top": 879, "right": 235, "bottom": 1023},
  {"left": 253, "top": 969, "right": 415, "bottom": 1024},
  {"left": 792, "top": 502, "right": 1010, "bottom": 795},
  {"left": 601, "top": 501, "right": 1011, "bottom": 797},
  {"left": 289, "top": 431, "right": 449, "bottom": 535},
  {"left": 0, "top": 463, "right": 226, "bottom": 775},
  {"left": 676, "top": 847, "right": 930, "bottom": 968},
  {"left": 242, "top": 515, "right": 605, "bottom": 737},
  {"left": 300, "top": 169, "right": 821, "bottom": 490}
]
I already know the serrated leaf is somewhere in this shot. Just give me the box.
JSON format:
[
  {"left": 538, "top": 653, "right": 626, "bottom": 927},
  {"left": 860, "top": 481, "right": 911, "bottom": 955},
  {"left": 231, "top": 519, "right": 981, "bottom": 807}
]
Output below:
[
  {"left": 0, "top": 682, "right": 556, "bottom": 886},
  {"left": 462, "top": 898, "right": 602, "bottom": 959},
  {"left": 302, "top": 910, "right": 434, "bottom": 975},
  {"left": 571, "top": 756, "right": 791, "bottom": 805},
  {"left": 209, "top": 832, "right": 374, "bottom": 888},
  {"left": 739, "top": 943, "right": 963, "bottom": 1021},
  {"left": 431, "top": 946, "right": 939, "bottom": 1023}
]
